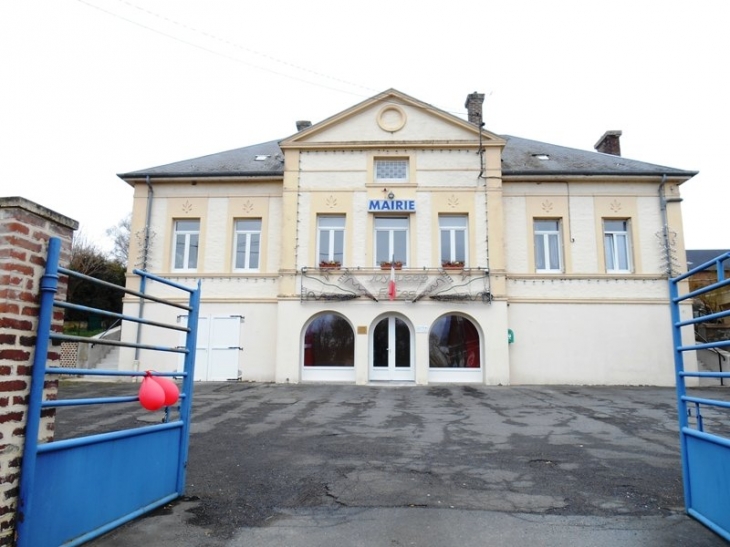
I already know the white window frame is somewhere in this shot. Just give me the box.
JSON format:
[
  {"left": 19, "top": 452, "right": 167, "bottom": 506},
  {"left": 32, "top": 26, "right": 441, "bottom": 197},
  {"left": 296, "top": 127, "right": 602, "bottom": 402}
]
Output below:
[
  {"left": 533, "top": 219, "right": 563, "bottom": 273},
  {"left": 604, "top": 219, "right": 632, "bottom": 273},
  {"left": 317, "top": 215, "right": 345, "bottom": 264},
  {"left": 233, "top": 218, "right": 262, "bottom": 271},
  {"left": 173, "top": 219, "right": 200, "bottom": 271},
  {"left": 439, "top": 215, "right": 468, "bottom": 265},
  {"left": 374, "top": 159, "right": 409, "bottom": 182},
  {"left": 374, "top": 217, "right": 409, "bottom": 266}
]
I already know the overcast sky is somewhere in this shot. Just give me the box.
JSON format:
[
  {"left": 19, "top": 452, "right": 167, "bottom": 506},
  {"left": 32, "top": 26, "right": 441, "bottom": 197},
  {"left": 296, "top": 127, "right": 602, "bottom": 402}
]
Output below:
[{"left": 2, "top": 0, "right": 728, "bottom": 253}]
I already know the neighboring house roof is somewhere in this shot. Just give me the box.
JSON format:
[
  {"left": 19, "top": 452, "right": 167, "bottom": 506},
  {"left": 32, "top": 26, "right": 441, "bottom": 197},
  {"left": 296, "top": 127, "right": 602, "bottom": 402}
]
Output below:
[{"left": 686, "top": 250, "right": 730, "bottom": 271}]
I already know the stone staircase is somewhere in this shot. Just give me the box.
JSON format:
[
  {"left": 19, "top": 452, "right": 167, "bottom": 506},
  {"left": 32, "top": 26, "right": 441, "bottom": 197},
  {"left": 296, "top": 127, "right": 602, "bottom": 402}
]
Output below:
[
  {"left": 96, "top": 346, "right": 120, "bottom": 372},
  {"left": 697, "top": 347, "right": 730, "bottom": 387},
  {"left": 66, "top": 327, "right": 123, "bottom": 381}
]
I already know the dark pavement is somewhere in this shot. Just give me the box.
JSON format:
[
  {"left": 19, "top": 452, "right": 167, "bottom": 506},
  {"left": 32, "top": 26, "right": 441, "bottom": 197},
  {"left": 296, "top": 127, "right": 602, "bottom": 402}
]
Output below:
[{"left": 54, "top": 382, "right": 730, "bottom": 546}]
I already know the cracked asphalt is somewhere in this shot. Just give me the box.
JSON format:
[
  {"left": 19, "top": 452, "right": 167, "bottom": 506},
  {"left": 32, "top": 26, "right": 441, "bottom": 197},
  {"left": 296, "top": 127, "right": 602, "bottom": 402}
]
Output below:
[{"left": 55, "top": 382, "right": 729, "bottom": 546}]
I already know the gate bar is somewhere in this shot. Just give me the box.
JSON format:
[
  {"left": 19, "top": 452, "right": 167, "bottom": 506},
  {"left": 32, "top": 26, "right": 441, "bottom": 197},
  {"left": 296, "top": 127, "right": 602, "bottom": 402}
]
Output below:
[
  {"left": 59, "top": 265, "right": 193, "bottom": 311},
  {"left": 55, "top": 301, "right": 190, "bottom": 332}
]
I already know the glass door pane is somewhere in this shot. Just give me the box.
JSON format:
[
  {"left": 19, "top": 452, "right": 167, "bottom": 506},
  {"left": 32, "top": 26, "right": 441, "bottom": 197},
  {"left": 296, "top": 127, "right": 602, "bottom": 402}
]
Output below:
[
  {"left": 370, "top": 315, "right": 414, "bottom": 381},
  {"left": 395, "top": 318, "right": 410, "bottom": 368},
  {"left": 373, "top": 319, "right": 389, "bottom": 367}
]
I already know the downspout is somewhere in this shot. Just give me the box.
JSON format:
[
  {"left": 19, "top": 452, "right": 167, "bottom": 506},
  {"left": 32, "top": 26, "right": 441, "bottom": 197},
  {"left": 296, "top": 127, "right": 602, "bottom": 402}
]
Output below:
[
  {"left": 658, "top": 174, "right": 670, "bottom": 277},
  {"left": 476, "top": 120, "right": 490, "bottom": 274},
  {"left": 134, "top": 176, "right": 154, "bottom": 362},
  {"left": 142, "top": 175, "right": 153, "bottom": 271},
  {"left": 659, "top": 173, "right": 684, "bottom": 277}
]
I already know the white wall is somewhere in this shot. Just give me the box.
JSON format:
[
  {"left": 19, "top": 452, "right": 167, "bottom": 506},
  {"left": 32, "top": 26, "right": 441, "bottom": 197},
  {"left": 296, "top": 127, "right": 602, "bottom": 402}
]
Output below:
[{"left": 507, "top": 301, "right": 696, "bottom": 385}]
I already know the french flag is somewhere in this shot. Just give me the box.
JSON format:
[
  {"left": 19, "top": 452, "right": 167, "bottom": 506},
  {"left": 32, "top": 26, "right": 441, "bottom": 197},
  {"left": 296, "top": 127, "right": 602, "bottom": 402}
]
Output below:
[{"left": 388, "top": 261, "right": 396, "bottom": 301}]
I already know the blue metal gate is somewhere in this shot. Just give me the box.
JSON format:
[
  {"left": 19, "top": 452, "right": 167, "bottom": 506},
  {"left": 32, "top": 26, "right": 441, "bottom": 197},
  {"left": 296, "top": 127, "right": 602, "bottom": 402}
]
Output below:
[
  {"left": 16, "top": 237, "right": 201, "bottom": 546},
  {"left": 669, "top": 251, "right": 730, "bottom": 541}
]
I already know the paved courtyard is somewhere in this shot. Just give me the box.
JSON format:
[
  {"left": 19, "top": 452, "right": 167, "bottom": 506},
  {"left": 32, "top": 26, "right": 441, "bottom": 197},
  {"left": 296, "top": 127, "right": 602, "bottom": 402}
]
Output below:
[{"left": 55, "top": 382, "right": 729, "bottom": 546}]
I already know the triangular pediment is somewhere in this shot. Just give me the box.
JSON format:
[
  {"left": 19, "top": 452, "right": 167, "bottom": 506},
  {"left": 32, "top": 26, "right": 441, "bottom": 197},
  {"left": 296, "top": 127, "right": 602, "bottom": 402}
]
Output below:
[{"left": 280, "top": 89, "right": 504, "bottom": 149}]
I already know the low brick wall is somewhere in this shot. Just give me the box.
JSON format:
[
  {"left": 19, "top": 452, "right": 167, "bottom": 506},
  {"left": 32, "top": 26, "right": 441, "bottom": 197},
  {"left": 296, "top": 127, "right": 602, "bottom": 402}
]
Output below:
[{"left": 0, "top": 197, "right": 77, "bottom": 545}]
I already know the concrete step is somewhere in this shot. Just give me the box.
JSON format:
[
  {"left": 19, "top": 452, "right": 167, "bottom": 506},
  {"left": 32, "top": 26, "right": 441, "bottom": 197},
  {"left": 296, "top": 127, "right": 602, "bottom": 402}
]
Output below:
[{"left": 96, "top": 346, "right": 120, "bottom": 371}]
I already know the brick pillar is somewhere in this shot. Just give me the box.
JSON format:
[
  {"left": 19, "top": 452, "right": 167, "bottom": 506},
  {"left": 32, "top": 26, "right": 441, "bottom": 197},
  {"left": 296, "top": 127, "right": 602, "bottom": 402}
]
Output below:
[{"left": 0, "top": 197, "right": 77, "bottom": 546}]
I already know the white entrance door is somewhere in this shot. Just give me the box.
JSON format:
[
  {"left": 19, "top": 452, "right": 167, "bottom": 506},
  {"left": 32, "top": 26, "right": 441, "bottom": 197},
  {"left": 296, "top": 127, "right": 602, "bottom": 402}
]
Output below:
[
  {"left": 370, "top": 315, "right": 414, "bottom": 382},
  {"left": 181, "top": 315, "right": 241, "bottom": 381}
]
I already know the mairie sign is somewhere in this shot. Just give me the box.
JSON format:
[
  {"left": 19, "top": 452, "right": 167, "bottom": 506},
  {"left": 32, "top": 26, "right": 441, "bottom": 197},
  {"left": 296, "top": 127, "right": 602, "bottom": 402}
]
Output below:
[{"left": 368, "top": 199, "right": 416, "bottom": 212}]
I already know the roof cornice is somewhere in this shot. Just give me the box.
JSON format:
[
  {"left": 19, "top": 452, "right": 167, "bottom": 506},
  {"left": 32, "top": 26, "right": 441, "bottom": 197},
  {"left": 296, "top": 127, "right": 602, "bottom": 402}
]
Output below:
[
  {"left": 279, "top": 140, "right": 500, "bottom": 151},
  {"left": 502, "top": 172, "right": 697, "bottom": 183},
  {"left": 119, "top": 174, "right": 283, "bottom": 184}
]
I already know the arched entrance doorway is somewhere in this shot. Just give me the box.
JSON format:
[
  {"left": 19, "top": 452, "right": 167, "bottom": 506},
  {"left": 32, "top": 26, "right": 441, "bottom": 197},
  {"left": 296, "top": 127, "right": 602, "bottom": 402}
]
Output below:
[{"left": 370, "top": 315, "right": 414, "bottom": 382}]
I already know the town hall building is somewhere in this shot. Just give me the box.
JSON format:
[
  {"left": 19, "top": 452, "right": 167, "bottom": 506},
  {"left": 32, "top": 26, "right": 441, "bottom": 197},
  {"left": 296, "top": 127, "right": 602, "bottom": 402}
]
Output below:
[{"left": 117, "top": 89, "right": 698, "bottom": 385}]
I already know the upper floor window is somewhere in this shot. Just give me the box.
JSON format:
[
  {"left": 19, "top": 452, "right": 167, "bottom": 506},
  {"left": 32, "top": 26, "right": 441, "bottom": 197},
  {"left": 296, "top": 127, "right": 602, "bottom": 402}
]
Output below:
[
  {"left": 173, "top": 219, "right": 199, "bottom": 271},
  {"left": 439, "top": 215, "right": 468, "bottom": 266},
  {"left": 234, "top": 219, "right": 262, "bottom": 271},
  {"left": 375, "top": 159, "right": 408, "bottom": 182},
  {"left": 604, "top": 219, "right": 632, "bottom": 273},
  {"left": 317, "top": 215, "right": 345, "bottom": 265},
  {"left": 374, "top": 217, "right": 409, "bottom": 266},
  {"left": 534, "top": 219, "right": 562, "bottom": 272}
]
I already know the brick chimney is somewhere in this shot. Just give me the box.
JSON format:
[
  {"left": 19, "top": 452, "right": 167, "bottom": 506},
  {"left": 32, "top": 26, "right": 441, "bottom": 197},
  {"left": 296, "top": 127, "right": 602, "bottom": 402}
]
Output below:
[
  {"left": 296, "top": 120, "right": 312, "bottom": 131},
  {"left": 464, "top": 92, "right": 485, "bottom": 126},
  {"left": 594, "top": 130, "right": 622, "bottom": 156}
]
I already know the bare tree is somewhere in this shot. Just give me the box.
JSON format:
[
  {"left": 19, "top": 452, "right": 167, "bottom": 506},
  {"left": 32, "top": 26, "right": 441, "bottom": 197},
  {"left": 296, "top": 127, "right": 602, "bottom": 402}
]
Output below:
[
  {"left": 70, "top": 231, "right": 108, "bottom": 277},
  {"left": 106, "top": 213, "right": 131, "bottom": 266},
  {"left": 66, "top": 231, "right": 110, "bottom": 306},
  {"left": 65, "top": 230, "right": 126, "bottom": 325}
]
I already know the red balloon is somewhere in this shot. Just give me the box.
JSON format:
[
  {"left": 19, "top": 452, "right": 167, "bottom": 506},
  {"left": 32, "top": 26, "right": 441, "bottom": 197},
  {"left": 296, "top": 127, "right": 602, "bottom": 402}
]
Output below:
[
  {"left": 139, "top": 375, "right": 165, "bottom": 411},
  {"left": 152, "top": 376, "right": 180, "bottom": 406}
]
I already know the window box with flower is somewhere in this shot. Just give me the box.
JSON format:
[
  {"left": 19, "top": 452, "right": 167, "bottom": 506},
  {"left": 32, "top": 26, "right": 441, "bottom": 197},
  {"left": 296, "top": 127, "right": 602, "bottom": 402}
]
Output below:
[
  {"left": 380, "top": 261, "right": 403, "bottom": 270},
  {"left": 319, "top": 260, "right": 341, "bottom": 270},
  {"left": 441, "top": 260, "right": 465, "bottom": 270}
]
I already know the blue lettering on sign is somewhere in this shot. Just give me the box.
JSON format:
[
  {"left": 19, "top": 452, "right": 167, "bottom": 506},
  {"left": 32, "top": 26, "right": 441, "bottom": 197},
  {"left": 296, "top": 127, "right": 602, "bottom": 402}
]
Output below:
[{"left": 368, "top": 200, "right": 416, "bottom": 212}]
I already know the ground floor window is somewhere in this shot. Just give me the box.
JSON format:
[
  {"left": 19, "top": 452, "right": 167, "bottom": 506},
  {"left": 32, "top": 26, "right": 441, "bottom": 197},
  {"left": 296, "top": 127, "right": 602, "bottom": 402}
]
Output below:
[
  {"left": 429, "top": 315, "right": 480, "bottom": 368},
  {"left": 303, "top": 313, "right": 354, "bottom": 367}
]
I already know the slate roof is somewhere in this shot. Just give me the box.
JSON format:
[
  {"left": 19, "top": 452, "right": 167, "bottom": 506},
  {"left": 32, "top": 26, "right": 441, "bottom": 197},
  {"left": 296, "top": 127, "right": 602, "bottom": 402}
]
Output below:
[
  {"left": 118, "top": 139, "right": 285, "bottom": 179},
  {"left": 119, "top": 133, "right": 697, "bottom": 181},
  {"left": 686, "top": 250, "right": 730, "bottom": 270},
  {"left": 500, "top": 135, "right": 696, "bottom": 177}
]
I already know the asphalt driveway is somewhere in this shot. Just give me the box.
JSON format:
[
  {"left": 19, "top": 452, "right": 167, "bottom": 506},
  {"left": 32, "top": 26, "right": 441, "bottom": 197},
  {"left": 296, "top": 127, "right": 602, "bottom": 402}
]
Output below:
[{"left": 54, "top": 382, "right": 729, "bottom": 546}]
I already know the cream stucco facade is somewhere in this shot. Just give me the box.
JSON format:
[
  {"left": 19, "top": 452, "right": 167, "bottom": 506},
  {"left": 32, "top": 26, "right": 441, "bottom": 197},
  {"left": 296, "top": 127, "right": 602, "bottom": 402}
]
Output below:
[{"left": 118, "top": 89, "right": 697, "bottom": 386}]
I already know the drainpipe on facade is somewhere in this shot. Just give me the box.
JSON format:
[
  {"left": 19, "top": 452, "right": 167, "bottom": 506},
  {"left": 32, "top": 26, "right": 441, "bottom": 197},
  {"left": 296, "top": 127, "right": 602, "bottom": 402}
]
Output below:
[
  {"left": 658, "top": 174, "right": 671, "bottom": 277},
  {"left": 659, "top": 174, "right": 683, "bottom": 278},
  {"left": 465, "top": 91, "right": 490, "bottom": 274},
  {"left": 134, "top": 176, "right": 154, "bottom": 362},
  {"left": 477, "top": 120, "right": 491, "bottom": 273},
  {"left": 142, "top": 175, "right": 153, "bottom": 271}
]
